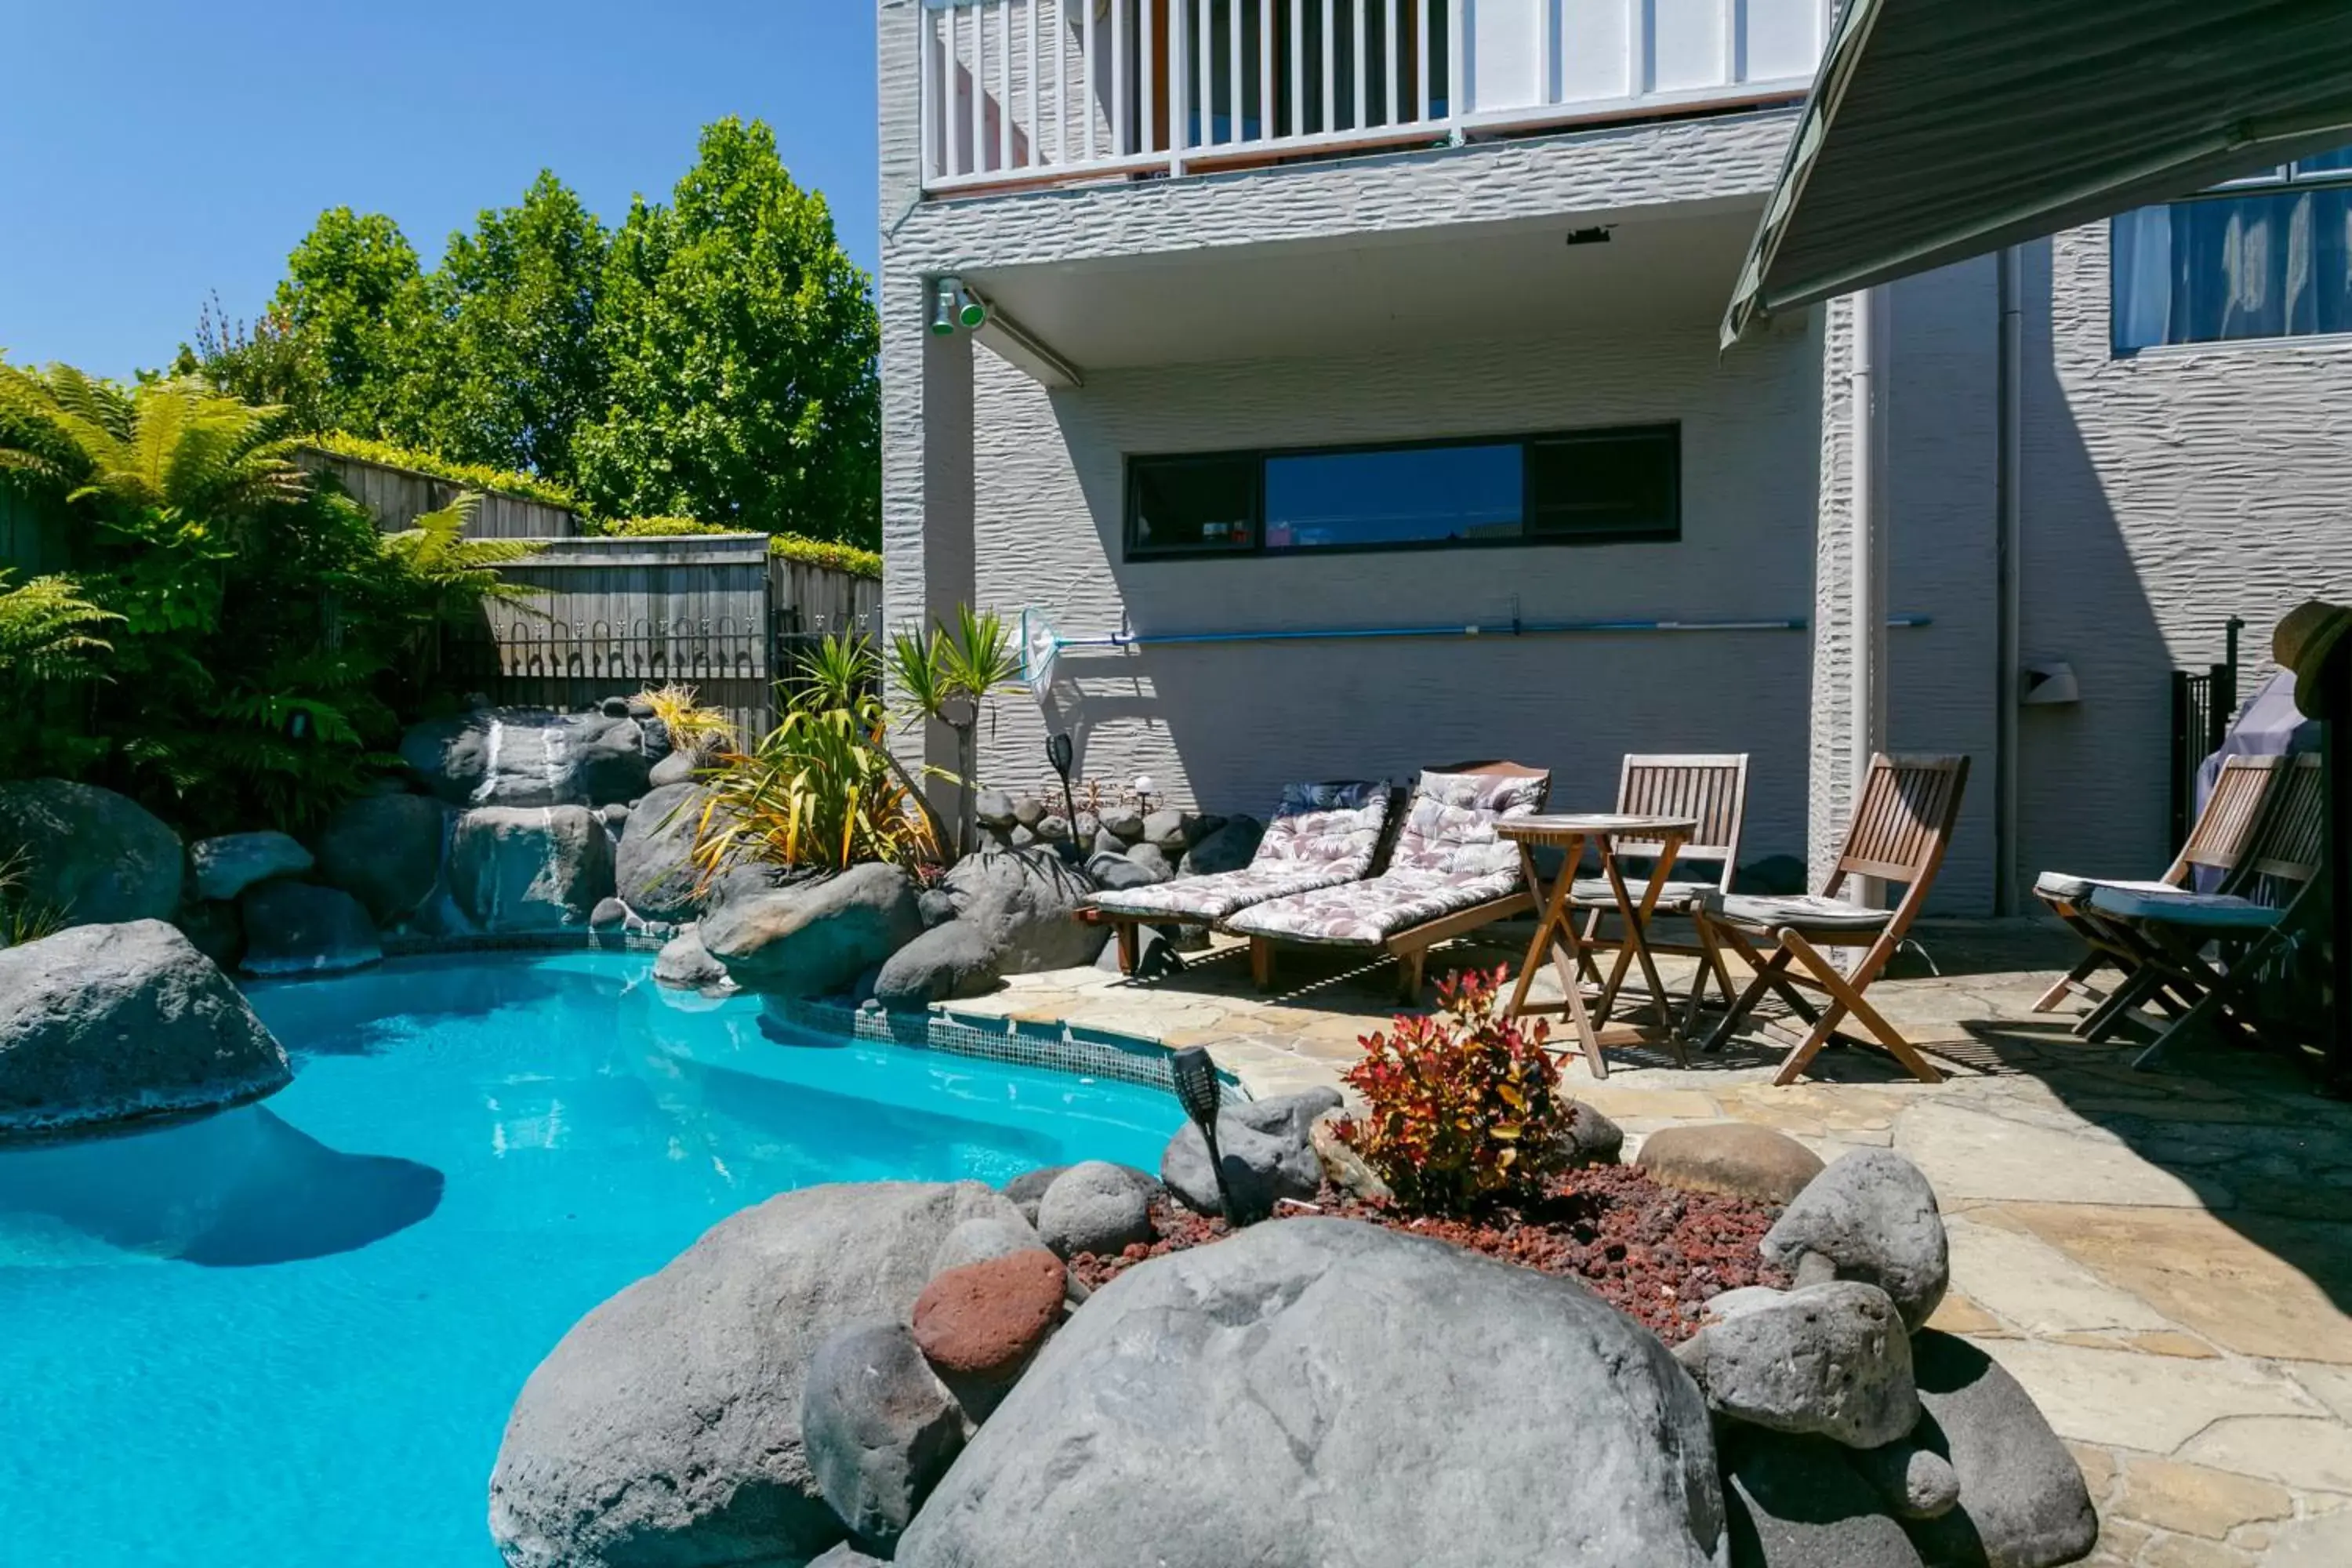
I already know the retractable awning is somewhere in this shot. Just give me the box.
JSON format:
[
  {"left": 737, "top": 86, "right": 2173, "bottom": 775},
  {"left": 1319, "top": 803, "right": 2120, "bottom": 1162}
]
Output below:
[{"left": 1722, "top": 0, "right": 2352, "bottom": 347}]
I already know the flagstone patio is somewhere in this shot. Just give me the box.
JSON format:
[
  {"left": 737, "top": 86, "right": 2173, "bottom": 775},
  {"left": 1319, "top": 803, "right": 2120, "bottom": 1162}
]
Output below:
[{"left": 949, "top": 917, "right": 2352, "bottom": 1566}]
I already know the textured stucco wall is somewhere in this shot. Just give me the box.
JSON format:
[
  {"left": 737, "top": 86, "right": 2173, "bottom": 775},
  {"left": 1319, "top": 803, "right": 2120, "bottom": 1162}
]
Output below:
[{"left": 960, "top": 320, "right": 1828, "bottom": 868}]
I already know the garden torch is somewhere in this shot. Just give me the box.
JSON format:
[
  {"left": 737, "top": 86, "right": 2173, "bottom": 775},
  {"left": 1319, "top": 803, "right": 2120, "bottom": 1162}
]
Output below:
[
  {"left": 1047, "top": 731, "right": 1080, "bottom": 862},
  {"left": 1171, "top": 1047, "right": 1250, "bottom": 1224}
]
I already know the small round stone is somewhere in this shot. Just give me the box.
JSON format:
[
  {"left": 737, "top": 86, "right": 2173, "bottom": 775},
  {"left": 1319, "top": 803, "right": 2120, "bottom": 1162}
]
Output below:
[{"left": 912, "top": 1248, "right": 1066, "bottom": 1380}]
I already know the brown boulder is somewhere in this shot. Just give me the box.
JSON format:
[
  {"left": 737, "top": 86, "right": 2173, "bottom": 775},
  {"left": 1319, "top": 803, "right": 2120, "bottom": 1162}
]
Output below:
[
  {"left": 1636, "top": 1122, "right": 1825, "bottom": 1205},
  {"left": 911, "top": 1248, "right": 1066, "bottom": 1381}
]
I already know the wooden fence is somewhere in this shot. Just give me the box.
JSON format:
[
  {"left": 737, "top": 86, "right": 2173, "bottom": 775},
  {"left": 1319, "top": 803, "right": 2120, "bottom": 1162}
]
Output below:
[
  {"left": 449, "top": 535, "right": 883, "bottom": 745},
  {"left": 296, "top": 447, "right": 583, "bottom": 539}
]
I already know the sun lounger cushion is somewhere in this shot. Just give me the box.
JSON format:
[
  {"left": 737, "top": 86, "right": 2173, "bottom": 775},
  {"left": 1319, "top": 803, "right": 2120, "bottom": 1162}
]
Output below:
[
  {"left": 1704, "top": 891, "right": 1893, "bottom": 931},
  {"left": 1222, "top": 769, "right": 1546, "bottom": 947},
  {"left": 1569, "top": 877, "right": 1715, "bottom": 909},
  {"left": 2034, "top": 871, "right": 2179, "bottom": 903},
  {"left": 1084, "top": 780, "right": 1389, "bottom": 922},
  {"left": 2085, "top": 884, "right": 2285, "bottom": 929}
]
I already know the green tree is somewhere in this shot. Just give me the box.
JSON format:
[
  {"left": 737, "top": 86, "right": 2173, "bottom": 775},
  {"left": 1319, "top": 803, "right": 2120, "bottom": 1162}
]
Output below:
[
  {"left": 575, "top": 118, "right": 879, "bottom": 546},
  {"left": 270, "top": 207, "right": 431, "bottom": 437},
  {"left": 415, "top": 172, "right": 609, "bottom": 480}
]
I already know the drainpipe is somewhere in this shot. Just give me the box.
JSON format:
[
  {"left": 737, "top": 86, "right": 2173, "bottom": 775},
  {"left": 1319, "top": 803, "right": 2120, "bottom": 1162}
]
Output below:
[
  {"left": 1851, "top": 286, "right": 1892, "bottom": 903},
  {"left": 1994, "top": 249, "right": 2025, "bottom": 915}
]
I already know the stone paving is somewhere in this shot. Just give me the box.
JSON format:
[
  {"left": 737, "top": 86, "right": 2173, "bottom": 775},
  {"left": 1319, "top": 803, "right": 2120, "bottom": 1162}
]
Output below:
[{"left": 948, "top": 917, "right": 2352, "bottom": 1565}]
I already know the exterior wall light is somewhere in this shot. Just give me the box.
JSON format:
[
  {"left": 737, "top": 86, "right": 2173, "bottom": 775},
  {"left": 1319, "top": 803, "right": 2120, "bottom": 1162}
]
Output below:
[{"left": 930, "top": 279, "right": 959, "bottom": 336}]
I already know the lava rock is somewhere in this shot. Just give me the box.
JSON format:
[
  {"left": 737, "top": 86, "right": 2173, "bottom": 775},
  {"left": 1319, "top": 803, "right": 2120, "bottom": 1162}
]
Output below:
[
  {"left": 1901, "top": 1331, "right": 2097, "bottom": 1568},
  {"left": 1762, "top": 1149, "right": 1950, "bottom": 1333},
  {"left": 489, "top": 1181, "right": 1028, "bottom": 1568},
  {"left": 310, "top": 792, "right": 447, "bottom": 925},
  {"left": 189, "top": 832, "right": 313, "bottom": 902},
  {"left": 1675, "top": 1281, "right": 1919, "bottom": 1449},
  {"left": 1181, "top": 814, "right": 1264, "bottom": 876},
  {"left": 172, "top": 899, "right": 244, "bottom": 970},
  {"left": 448, "top": 805, "right": 616, "bottom": 933},
  {"left": 932, "top": 847, "right": 1106, "bottom": 974},
  {"left": 648, "top": 750, "right": 699, "bottom": 790},
  {"left": 562, "top": 714, "right": 653, "bottom": 807},
  {"left": 0, "top": 920, "right": 291, "bottom": 1133},
  {"left": 1638, "top": 1122, "right": 1827, "bottom": 1205},
  {"left": 612, "top": 782, "right": 712, "bottom": 924},
  {"left": 698, "top": 862, "right": 922, "bottom": 998},
  {"left": 1141, "top": 808, "right": 1191, "bottom": 855},
  {"left": 1162, "top": 1087, "right": 1343, "bottom": 1218},
  {"left": 1035, "top": 1160, "right": 1155, "bottom": 1258},
  {"left": 1560, "top": 1099, "right": 1626, "bottom": 1167},
  {"left": 1722, "top": 1428, "right": 1927, "bottom": 1568},
  {"left": 1123, "top": 841, "right": 1174, "bottom": 882},
  {"left": 653, "top": 924, "right": 730, "bottom": 990},
  {"left": 895, "top": 1218, "right": 1728, "bottom": 1567},
  {"left": 801, "top": 1320, "right": 965, "bottom": 1555},
  {"left": 238, "top": 882, "right": 382, "bottom": 977},
  {"left": 398, "top": 710, "right": 648, "bottom": 808},
  {"left": 872, "top": 919, "right": 1002, "bottom": 1010},
  {"left": 1848, "top": 1439, "right": 1962, "bottom": 1521},
  {"left": 0, "top": 779, "right": 183, "bottom": 926},
  {"left": 974, "top": 789, "right": 1018, "bottom": 829},
  {"left": 911, "top": 1247, "right": 1066, "bottom": 1383}
]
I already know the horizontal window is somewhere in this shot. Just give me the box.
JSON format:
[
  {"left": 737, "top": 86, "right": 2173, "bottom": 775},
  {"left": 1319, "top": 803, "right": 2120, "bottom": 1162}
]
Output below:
[
  {"left": 2112, "top": 147, "right": 2352, "bottom": 351},
  {"left": 1124, "top": 426, "right": 1679, "bottom": 561}
]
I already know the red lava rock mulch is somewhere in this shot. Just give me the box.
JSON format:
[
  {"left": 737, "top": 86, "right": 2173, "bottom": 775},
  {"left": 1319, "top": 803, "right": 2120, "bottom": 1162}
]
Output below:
[{"left": 1065, "top": 1165, "right": 1789, "bottom": 1345}]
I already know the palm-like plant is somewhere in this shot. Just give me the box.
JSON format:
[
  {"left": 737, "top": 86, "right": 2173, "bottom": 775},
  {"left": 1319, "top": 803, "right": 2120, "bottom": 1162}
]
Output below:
[{"left": 886, "top": 605, "right": 1022, "bottom": 855}]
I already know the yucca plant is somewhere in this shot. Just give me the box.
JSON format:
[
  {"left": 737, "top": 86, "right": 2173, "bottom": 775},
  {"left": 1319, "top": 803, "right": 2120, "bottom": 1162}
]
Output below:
[{"left": 886, "top": 604, "right": 1023, "bottom": 856}]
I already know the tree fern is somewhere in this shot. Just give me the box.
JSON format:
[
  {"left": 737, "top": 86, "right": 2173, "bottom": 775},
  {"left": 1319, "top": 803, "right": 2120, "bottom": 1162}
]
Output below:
[{"left": 0, "top": 569, "right": 118, "bottom": 680}]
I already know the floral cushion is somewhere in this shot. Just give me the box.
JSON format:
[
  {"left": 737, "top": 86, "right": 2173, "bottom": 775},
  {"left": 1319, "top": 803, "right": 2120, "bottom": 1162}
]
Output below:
[
  {"left": 1386, "top": 769, "right": 1548, "bottom": 880},
  {"left": 1084, "top": 780, "right": 1389, "bottom": 922},
  {"left": 1225, "top": 867, "right": 1526, "bottom": 947}
]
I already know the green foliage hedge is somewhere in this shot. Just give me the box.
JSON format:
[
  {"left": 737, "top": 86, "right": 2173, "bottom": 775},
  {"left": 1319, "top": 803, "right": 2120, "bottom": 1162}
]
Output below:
[
  {"left": 768, "top": 534, "right": 882, "bottom": 579},
  {"left": 304, "top": 431, "right": 584, "bottom": 512}
]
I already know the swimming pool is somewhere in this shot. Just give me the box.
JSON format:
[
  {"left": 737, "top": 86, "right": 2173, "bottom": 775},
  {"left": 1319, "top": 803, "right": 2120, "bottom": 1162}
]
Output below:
[{"left": 0, "top": 951, "right": 1185, "bottom": 1566}]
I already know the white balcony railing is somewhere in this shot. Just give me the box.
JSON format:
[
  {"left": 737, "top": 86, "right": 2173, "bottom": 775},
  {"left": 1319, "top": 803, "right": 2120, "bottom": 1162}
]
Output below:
[{"left": 917, "top": 0, "right": 1830, "bottom": 196}]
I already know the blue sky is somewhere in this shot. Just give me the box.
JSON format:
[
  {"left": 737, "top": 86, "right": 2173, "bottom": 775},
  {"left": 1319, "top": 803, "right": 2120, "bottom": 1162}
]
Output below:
[{"left": 0, "top": 2, "right": 879, "bottom": 379}]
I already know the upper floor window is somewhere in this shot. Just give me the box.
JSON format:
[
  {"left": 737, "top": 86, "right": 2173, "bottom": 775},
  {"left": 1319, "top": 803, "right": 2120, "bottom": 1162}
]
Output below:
[
  {"left": 2113, "top": 148, "right": 2352, "bottom": 351},
  {"left": 1124, "top": 426, "right": 1679, "bottom": 561}
]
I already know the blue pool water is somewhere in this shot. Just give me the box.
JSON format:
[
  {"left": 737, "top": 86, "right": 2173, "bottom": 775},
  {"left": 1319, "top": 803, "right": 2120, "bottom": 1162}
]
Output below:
[{"left": 0, "top": 952, "right": 1185, "bottom": 1566}]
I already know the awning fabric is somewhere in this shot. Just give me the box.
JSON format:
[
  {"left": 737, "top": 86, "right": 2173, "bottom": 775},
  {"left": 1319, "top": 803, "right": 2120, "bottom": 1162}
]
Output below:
[{"left": 1722, "top": 0, "right": 2352, "bottom": 347}]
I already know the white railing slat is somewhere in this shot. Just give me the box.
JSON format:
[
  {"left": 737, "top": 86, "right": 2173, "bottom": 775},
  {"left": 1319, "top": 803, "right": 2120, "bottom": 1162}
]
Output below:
[
  {"left": 1229, "top": 0, "right": 1243, "bottom": 147},
  {"left": 1142, "top": 0, "right": 1158, "bottom": 153},
  {"left": 969, "top": 4, "right": 985, "bottom": 175},
  {"left": 1114, "top": 0, "right": 1129, "bottom": 154},
  {"left": 998, "top": 0, "right": 1013, "bottom": 171},
  {"left": 919, "top": 2, "right": 935, "bottom": 185},
  {"left": 1352, "top": 0, "right": 1367, "bottom": 132},
  {"left": 1385, "top": 0, "right": 1398, "bottom": 127},
  {"left": 1027, "top": 0, "right": 1040, "bottom": 165},
  {"left": 1083, "top": 0, "right": 1098, "bottom": 162},
  {"left": 1415, "top": 0, "right": 1428, "bottom": 124},
  {"left": 1261, "top": 0, "right": 1274, "bottom": 143},
  {"left": 1172, "top": 0, "right": 1191, "bottom": 169},
  {"left": 1290, "top": 0, "right": 1305, "bottom": 136}
]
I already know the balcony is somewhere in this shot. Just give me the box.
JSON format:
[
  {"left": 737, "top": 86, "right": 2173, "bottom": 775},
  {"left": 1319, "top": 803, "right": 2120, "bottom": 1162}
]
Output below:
[{"left": 915, "top": 0, "right": 1830, "bottom": 197}]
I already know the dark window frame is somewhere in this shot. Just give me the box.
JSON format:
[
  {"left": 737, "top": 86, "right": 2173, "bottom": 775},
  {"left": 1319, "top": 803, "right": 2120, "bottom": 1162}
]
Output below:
[{"left": 1121, "top": 423, "right": 1682, "bottom": 563}]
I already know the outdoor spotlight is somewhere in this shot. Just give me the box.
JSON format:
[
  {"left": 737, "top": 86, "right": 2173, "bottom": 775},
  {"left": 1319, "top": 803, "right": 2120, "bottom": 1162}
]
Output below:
[
  {"left": 1133, "top": 774, "right": 1156, "bottom": 814},
  {"left": 956, "top": 289, "right": 988, "bottom": 330},
  {"left": 930, "top": 279, "right": 959, "bottom": 336},
  {"left": 1047, "top": 731, "right": 1080, "bottom": 861},
  {"left": 1171, "top": 1047, "right": 1250, "bottom": 1224}
]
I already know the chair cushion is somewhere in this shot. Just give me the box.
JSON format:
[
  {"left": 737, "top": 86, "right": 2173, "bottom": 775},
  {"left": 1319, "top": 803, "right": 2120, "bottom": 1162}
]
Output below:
[
  {"left": 1568, "top": 877, "right": 1713, "bottom": 910},
  {"left": 1086, "top": 862, "right": 1358, "bottom": 923},
  {"left": 1704, "top": 891, "right": 1893, "bottom": 932},
  {"left": 2085, "top": 885, "right": 2284, "bottom": 929},
  {"left": 1225, "top": 867, "right": 1525, "bottom": 948},
  {"left": 1385, "top": 769, "right": 1548, "bottom": 881},
  {"left": 1250, "top": 780, "right": 1392, "bottom": 874},
  {"left": 2035, "top": 870, "right": 2178, "bottom": 904}
]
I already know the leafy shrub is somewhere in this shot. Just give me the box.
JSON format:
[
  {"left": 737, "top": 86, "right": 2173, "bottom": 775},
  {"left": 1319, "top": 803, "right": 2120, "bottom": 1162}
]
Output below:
[
  {"left": 769, "top": 533, "right": 881, "bottom": 579},
  {"left": 637, "top": 682, "right": 735, "bottom": 757},
  {"left": 0, "top": 569, "right": 119, "bottom": 681},
  {"left": 689, "top": 636, "right": 938, "bottom": 875},
  {"left": 301, "top": 431, "right": 584, "bottom": 511},
  {"left": 1334, "top": 967, "right": 1576, "bottom": 1214},
  {"left": 593, "top": 515, "right": 730, "bottom": 538}
]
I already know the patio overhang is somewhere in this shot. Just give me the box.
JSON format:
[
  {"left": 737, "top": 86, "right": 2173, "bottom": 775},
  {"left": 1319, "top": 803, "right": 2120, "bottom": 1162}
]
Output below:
[{"left": 1720, "top": 0, "right": 2352, "bottom": 347}]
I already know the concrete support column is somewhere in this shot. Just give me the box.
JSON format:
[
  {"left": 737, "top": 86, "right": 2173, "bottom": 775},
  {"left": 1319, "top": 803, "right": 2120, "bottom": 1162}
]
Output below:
[{"left": 1807, "top": 295, "right": 1860, "bottom": 887}]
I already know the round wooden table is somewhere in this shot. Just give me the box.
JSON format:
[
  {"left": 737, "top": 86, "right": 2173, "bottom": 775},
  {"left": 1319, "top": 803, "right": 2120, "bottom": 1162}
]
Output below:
[{"left": 1498, "top": 813, "right": 1699, "bottom": 1077}]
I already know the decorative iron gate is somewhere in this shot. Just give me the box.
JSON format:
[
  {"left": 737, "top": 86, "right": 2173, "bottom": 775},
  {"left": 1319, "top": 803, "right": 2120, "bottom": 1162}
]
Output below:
[{"left": 2167, "top": 619, "right": 2245, "bottom": 850}]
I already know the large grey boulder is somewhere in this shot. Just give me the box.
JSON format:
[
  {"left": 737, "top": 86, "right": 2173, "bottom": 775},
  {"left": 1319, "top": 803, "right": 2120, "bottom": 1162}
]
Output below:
[
  {"left": 0, "top": 779, "right": 183, "bottom": 927},
  {"left": 800, "top": 1321, "right": 965, "bottom": 1555},
  {"left": 615, "top": 782, "right": 712, "bottom": 923},
  {"left": 648, "top": 750, "right": 699, "bottom": 790},
  {"left": 401, "top": 710, "right": 652, "bottom": 809},
  {"left": 699, "top": 863, "right": 924, "bottom": 998},
  {"left": 1181, "top": 813, "right": 1263, "bottom": 876},
  {"left": 871, "top": 920, "right": 1000, "bottom": 1010},
  {"left": 1034, "top": 1160, "right": 1154, "bottom": 1258},
  {"left": 934, "top": 847, "right": 1106, "bottom": 975},
  {"left": 896, "top": 1218, "right": 1726, "bottom": 1568},
  {"left": 238, "top": 881, "right": 382, "bottom": 976},
  {"left": 1721, "top": 1429, "right": 1928, "bottom": 1568},
  {"left": 1084, "top": 850, "right": 1162, "bottom": 891},
  {"left": 1763, "top": 1149, "right": 1951, "bottom": 1332},
  {"left": 448, "top": 805, "right": 616, "bottom": 933},
  {"left": 1900, "top": 1332, "right": 2097, "bottom": 1568},
  {"left": 931, "top": 1214, "right": 1048, "bottom": 1275},
  {"left": 310, "top": 793, "right": 446, "bottom": 924},
  {"left": 1674, "top": 1282, "right": 1919, "bottom": 1450},
  {"left": 1162, "top": 1087, "right": 1343, "bottom": 1217},
  {"left": 653, "top": 925, "right": 730, "bottom": 990},
  {"left": 0, "top": 920, "right": 290, "bottom": 1133},
  {"left": 190, "top": 831, "right": 312, "bottom": 902},
  {"left": 490, "top": 1180, "right": 1029, "bottom": 1568}
]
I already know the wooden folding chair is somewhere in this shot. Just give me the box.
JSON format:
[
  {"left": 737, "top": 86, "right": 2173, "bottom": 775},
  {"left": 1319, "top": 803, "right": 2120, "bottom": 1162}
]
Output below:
[
  {"left": 1563, "top": 753, "right": 1750, "bottom": 1032},
  {"left": 2076, "top": 753, "right": 2326, "bottom": 1061},
  {"left": 1693, "top": 753, "right": 1970, "bottom": 1086},
  {"left": 2031, "top": 754, "right": 2281, "bottom": 1021}
]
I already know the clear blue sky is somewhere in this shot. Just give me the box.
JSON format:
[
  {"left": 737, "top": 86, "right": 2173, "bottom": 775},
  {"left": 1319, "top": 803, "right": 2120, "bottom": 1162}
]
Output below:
[{"left": 0, "top": 1, "right": 879, "bottom": 379}]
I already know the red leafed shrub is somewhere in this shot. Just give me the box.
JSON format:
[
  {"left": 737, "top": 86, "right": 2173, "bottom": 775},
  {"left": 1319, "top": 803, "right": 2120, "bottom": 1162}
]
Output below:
[{"left": 1334, "top": 966, "right": 1575, "bottom": 1214}]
